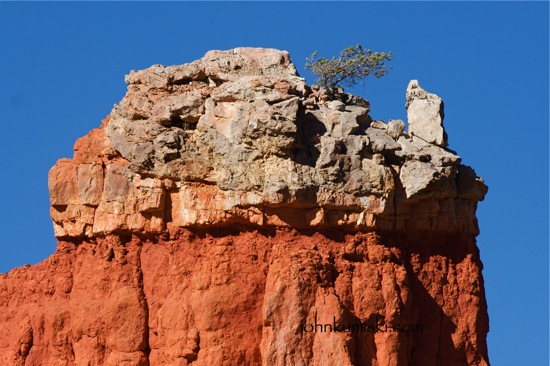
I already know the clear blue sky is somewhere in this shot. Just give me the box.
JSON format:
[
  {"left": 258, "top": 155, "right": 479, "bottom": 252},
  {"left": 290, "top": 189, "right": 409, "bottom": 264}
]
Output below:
[{"left": 0, "top": 2, "right": 548, "bottom": 365}]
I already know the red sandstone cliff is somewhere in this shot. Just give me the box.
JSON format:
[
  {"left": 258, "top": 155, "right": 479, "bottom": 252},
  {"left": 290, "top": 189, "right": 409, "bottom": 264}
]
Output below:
[{"left": 0, "top": 48, "right": 489, "bottom": 366}]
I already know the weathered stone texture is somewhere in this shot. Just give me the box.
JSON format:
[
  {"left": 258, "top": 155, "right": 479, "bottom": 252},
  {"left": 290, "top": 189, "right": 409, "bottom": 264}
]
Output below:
[
  {"left": 406, "top": 80, "right": 448, "bottom": 147},
  {"left": 0, "top": 231, "right": 489, "bottom": 366},
  {"left": 0, "top": 48, "right": 489, "bottom": 366},
  {"left": 46, "top": 48, "right": 485, "bottom": 238}
]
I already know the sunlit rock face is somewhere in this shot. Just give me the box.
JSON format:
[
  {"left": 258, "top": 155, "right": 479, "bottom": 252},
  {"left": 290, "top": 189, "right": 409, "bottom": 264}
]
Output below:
[
  {"left": 0, "top": 48, "right": 489, "bottom": 366},
  {"left": 48, "top": 48, "right": 486, "bottom": 238}
]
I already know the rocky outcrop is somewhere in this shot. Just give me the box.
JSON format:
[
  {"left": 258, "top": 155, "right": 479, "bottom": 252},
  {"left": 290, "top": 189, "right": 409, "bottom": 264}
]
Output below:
[
  {"left": 0, "top": 48, "right": 489, "bottom": 365},
  {"left": 406, "top": 80, "right": 448, "bottom": 147},
  {"left": 47, "top": 49, "right": 485, "bottom": 239}
]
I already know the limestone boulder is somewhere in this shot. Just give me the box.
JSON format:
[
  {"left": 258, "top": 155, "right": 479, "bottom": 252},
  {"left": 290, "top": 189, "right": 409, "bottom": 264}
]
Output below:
[{"left": 406, "top": 80, "right": 448, "bottom": 146}]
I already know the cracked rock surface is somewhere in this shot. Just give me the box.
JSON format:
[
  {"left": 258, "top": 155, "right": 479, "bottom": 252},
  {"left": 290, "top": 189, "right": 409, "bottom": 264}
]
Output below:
[
  {"left": 0, "top": 48, "right": 489, "bottom": 365},
  {"left": 48, "top": 48, "right": 486, "bottom": 237}
]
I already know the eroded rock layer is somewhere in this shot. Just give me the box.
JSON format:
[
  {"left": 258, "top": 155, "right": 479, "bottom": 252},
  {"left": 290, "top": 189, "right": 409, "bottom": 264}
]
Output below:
[{"left": 0, "top": 48, "right": 489, "bottom": 365}]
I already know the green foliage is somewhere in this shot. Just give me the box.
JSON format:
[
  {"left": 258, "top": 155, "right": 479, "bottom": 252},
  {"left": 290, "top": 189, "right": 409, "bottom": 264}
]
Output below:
[{"left": 305, "top": 44, "right": 393, "bottom": 96}]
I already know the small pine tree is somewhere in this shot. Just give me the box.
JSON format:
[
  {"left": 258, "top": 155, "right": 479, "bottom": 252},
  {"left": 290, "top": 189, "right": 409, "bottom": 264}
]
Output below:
[{"left": 305, "top": 44, "right": 393, "bottom": 97}]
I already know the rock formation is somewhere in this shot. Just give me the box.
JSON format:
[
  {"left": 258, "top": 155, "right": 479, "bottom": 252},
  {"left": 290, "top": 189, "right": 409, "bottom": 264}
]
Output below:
[
  {"left": 405, "top": 80, "right": 448, "bottom": 147},
  {"left": 0, "top": 48, "right": 489, "bottom": 366}
]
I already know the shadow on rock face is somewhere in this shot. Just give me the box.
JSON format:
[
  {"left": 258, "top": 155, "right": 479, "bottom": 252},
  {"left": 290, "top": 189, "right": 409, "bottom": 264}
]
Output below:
[{"left": 291, "top": 107, "right": 327, "bottom": 167}]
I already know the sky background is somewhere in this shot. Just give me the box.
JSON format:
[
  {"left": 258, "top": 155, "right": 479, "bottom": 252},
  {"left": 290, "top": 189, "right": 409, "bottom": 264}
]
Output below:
[{"left": 0, "top": 2, "right": 548, "bottom": 365}]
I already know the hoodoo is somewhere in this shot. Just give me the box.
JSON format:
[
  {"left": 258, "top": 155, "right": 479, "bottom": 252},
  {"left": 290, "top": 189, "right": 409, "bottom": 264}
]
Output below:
[{"left": 0, "top": 48, "right": 488, "bottom": 366}]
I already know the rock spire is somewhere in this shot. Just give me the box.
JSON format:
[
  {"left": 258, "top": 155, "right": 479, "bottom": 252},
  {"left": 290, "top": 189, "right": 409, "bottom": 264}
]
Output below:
[{"left": 0, "top": 48, "right": 489, "bottom": 366}]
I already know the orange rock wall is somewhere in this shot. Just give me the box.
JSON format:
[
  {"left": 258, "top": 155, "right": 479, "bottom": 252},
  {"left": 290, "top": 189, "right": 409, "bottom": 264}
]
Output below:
[{"left": 0, "top": 229, "right": 488, "bottom": 366}]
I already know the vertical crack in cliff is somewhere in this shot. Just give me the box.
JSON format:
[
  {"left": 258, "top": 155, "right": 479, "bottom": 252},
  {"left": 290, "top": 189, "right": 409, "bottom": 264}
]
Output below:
[
  {"left": 164, "top": 185, "right": 174, "bottom": 225},
  {"left": 18, "top": 323, "right": 33, "bottom": 365},
  {"left": 389, "top": 165, "right": 400, "bottom": 232},
  {"left": 137, "top": 242, "right": 151, "bottom": 365}
]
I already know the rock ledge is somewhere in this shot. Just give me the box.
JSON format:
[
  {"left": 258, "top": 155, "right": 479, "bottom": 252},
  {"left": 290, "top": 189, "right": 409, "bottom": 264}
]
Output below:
[{"left": 48, "top": 48, "right": 487, "bottom": 239}]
